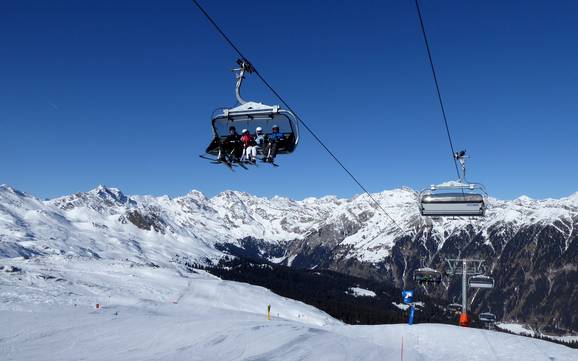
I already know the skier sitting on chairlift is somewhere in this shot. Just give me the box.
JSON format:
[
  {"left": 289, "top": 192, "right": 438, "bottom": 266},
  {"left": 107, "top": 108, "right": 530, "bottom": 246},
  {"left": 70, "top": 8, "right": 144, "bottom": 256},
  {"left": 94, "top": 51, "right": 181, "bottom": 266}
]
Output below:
[
  {"left": 264, "top": 125, "right": 283, "bottom": 163},
  {"left": 240, "top": 129, "right": 257, "bottom": 163},
  {"left": 218, "top": 126, "right": 242, "bottom": 162},
  {"left": 254, "top": 127, "right": 267, "bottom": 153}
]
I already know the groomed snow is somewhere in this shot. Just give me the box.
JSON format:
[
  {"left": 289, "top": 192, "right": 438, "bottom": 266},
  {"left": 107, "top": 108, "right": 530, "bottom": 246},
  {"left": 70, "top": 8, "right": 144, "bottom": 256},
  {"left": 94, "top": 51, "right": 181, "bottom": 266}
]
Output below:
[{"left": 0, "top": 257, "right": 576, "bottom": 361}]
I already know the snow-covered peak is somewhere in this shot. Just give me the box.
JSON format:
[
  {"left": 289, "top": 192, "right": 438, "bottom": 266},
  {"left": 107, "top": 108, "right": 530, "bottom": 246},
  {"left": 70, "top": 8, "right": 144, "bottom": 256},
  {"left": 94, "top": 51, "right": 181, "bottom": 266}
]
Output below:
[
  {"left": 0, "top": 184, "right": 29, "bottom": 198},
  {"left": 89, "top": 185, "right": 129, "bottom": 204},
  {"left": 561, "top": 191, "right": 578, "bottom": 206},
  {"left": 184, "top": 189, "right": 207, "bottom": 201},
  {"left": 511, "top": 195, "right": 538, "bottom": 208},
  {"left": 48, "top": 185, "right": 134, "bottom": 213}
]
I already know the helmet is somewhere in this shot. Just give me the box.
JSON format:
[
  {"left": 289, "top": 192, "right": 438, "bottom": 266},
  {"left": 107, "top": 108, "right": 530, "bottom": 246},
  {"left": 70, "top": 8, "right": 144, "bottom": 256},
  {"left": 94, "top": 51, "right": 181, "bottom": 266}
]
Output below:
[
  {"left": 242, "top": 129, "right": 248, "bottom": 134},
  {"left": 256, "top": 127, "right": 263, "bottom": 133},
  {"left": 272, "top": 125, "right": 279, "bottom": 130}
]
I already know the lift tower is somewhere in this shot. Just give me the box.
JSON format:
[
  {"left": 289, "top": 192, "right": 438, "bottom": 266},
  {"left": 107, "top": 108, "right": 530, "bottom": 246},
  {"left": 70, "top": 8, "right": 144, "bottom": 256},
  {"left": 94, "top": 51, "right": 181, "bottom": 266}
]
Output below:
[{"left": 445, "top": 258, "right": 485, "bottom": 327}]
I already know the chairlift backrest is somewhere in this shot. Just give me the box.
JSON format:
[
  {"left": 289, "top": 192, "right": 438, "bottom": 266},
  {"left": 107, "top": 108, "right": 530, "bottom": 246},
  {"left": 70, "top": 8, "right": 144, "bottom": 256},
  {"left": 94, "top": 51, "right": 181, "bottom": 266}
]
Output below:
[
  {"left": 468, "top": 275, "right": 495, "bottom": 289},
  {"left": 420, "top": 190, "right": 486, "bottom": 217},
  {"left": 413, "top": 267, "right": 442, "bottom": 283},
  {"left": 479, "top": 312, "right": 497, "bottom": 323}
]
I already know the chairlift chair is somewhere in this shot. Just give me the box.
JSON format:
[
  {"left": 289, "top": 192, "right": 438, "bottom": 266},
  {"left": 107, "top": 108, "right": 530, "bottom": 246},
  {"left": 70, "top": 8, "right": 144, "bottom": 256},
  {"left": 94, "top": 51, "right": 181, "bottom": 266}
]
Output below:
[
  {"left": 478, "top": 312, "right": 497, "bottom": 323},
  {"left": 204, "top": 59, "right": 299, "bottom": 159},
  {"left": 468, "top": 275, "right": 495, "bottom": 289},
  {"left": 447, "top": 303, "right": 462, "bottom": 313},
  {"left": 413, "top": 267, "right": 442, "bottom": 284},
  {"left": 419, "top": 151, "right": 488, "bottom": 217}
]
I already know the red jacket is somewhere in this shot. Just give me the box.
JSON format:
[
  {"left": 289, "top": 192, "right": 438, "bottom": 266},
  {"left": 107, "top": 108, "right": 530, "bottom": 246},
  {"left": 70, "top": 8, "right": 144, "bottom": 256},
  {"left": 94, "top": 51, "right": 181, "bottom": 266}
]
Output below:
[{"left": 240, "top": 133, "right": 254, "bottom": 147}]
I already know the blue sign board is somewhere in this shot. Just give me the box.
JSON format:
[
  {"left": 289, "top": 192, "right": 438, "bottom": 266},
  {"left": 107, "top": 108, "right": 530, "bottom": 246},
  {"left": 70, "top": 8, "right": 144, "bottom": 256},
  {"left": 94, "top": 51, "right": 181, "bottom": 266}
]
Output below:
[{"left": 402, "top": 290, "right": 414, "bottom": 304}]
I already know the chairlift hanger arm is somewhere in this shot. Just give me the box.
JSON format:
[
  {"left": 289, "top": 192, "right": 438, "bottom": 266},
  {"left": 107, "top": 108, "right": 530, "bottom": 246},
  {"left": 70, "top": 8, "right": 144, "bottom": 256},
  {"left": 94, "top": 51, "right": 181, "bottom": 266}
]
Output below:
[{"left": 233, "top": 58, "right": 255, "bottom": 105}]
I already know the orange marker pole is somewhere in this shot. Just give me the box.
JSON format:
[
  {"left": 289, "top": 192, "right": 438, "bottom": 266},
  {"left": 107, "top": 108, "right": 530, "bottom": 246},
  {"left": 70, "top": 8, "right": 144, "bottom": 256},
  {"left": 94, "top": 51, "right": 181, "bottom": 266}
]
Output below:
[{"left": 459, "top": 312, "right": 470, "bottom": 327}]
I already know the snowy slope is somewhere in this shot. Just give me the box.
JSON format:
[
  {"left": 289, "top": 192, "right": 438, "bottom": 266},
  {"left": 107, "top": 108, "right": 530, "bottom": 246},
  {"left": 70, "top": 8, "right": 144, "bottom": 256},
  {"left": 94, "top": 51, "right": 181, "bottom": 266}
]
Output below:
[
  {"left": 4, "top": 306, "right": 576, "bottom": 361},
  {"left": 496, "top": 323, "right": 578, "bottom": 344},
  {"left": 0, "top": 256, "right": 576, "bottom": 361}
]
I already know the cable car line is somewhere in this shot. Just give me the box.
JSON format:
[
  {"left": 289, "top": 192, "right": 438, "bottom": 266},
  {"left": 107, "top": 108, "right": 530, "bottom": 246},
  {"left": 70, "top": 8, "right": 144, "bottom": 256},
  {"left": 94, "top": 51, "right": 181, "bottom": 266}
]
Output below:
[
  {"left": 414, "top": 0, "right": 489, "bottom": 218},
  {"left": 413, "top": 0, "right": 460, "bottom": 179},
  {"left": 191, "top": 0, "right": 406, "bottom": 234}
]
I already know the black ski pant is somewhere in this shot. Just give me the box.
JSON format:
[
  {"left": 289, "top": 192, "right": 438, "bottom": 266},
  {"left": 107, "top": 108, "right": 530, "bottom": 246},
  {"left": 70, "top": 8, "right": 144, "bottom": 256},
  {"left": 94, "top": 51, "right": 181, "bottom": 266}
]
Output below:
[
  {"left": 220, "top": 143, "right": 242, "bottom": 160},
  {"left": 265, "top": 142, "right": 279, "bottom": 159}
]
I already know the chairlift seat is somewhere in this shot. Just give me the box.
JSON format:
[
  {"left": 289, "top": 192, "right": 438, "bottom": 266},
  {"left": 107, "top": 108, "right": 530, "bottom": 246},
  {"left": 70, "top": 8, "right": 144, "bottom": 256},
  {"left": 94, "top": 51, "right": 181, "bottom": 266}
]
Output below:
[
  {"left": 203, "top": 61, "right": 299, "bottom": 160},
  {"left": 419, "top": 151, "right": 488, "bottom": 217},
  {"left": 413, "top": 267, "right": 442, "bottom": 283},
  {"left": 420, "top": 192, "right": 485, "bottom": 217},
  {"left": 479, "top": 312, "right": 497, "bottom": 323},
  {"left": 206, "top": 102, "right": 299, "bottom": 156},
  {"left": 447, "top": 303, "right": 462, "bottom": 313},
  {"left": 468, "top": 275, "right": 495, "bottom": 289}
]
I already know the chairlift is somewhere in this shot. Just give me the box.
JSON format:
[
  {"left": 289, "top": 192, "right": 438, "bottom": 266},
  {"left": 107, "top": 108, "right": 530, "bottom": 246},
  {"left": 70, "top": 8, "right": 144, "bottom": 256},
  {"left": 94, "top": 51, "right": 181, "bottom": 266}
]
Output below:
[
  {"left": 419, "top": 151, "right": 488, "bottom": 217},
  {"left": 204, "top": 59, "right": 299, "bottom": 162},
  {"left": 468, "top": 275, "right": 495, "bottom": 289},
  {"left": 413, "top": 267, "right": 442, "bottom": 284},
  {"left": 447, "top": 303, "right": 462, "bottom": 313},
  {"left": 479, "top": 312, "right": 497, "bottom": 323}
]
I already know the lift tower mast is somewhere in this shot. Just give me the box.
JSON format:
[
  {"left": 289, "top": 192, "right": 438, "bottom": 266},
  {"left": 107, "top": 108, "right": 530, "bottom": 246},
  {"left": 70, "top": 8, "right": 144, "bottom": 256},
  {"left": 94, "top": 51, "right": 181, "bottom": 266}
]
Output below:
[{"left": 445, "top": 258, "right": 485, "bottom": 327}]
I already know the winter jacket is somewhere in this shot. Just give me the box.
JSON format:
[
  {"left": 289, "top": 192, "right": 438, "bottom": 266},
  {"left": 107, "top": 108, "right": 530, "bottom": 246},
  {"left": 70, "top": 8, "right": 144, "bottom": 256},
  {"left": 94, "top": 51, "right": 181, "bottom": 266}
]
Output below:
[
  {"left": 240, "top": 133, "right": 255, "bottom": 147},
  {"left": 224, "top": 133, "right": 241, "bottom": 145},
  {"left": 254, "top": 134, "right": 268, "bottom": 147},
  {"left": 268, "top": 131, "right": 284, "bottom": 143}
]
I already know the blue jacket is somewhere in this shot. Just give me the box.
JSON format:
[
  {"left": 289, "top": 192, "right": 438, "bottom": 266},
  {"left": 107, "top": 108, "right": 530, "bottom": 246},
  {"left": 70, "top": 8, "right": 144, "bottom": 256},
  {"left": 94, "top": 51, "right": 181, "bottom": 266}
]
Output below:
[{"left": 269, "top": 131, "right": 284, "bottom": 143}]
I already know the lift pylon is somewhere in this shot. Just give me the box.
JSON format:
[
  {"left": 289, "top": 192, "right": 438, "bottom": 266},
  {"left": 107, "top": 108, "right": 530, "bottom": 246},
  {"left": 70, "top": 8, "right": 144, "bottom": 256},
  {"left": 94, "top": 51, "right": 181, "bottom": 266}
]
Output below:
[{"left": 445, "top": 258, "right": 485, "bottom": 327}]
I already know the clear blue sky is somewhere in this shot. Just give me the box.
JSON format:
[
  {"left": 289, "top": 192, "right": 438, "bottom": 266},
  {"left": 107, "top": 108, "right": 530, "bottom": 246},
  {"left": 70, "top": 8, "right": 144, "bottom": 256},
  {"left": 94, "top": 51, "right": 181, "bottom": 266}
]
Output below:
[{"left": 1, "top": 0, "right": 577, "bottom": 200}]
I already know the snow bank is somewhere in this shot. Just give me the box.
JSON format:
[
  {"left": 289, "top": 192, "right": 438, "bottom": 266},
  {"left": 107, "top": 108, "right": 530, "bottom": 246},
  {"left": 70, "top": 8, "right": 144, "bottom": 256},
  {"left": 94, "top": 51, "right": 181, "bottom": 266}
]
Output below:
[{"left": 347, "top": 287, "right": 376, "bottom": 297}]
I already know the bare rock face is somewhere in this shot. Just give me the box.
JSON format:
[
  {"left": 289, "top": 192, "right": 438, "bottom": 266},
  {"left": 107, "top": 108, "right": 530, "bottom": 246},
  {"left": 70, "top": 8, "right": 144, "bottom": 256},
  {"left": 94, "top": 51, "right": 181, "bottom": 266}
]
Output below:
[{"left": 1, "top": 185, "right": 577, "bottom": 332}]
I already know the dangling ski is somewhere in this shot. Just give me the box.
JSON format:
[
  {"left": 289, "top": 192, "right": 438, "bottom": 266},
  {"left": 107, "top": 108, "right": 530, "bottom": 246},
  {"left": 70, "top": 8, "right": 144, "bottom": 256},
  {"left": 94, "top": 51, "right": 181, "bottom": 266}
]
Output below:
[
  {"left": 234, "top": 160, "right": 249, "bottom": 170},
  {"left": 260, "top": 158, "right": 279, "bottom": 167},
  {"left": 199, "top": 155, "right": 234, "bottom": 171}
]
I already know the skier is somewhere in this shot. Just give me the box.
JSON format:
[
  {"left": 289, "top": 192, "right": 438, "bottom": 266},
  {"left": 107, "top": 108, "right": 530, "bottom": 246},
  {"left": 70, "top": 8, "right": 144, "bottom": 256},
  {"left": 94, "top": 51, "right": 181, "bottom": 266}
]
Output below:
[
  {"left": 264, "top": 125, "right": 283, "bottom": 163},
  {"left": 240, "top": 129, "right": 257, "bottom": 163},
  {"left": 218, "top": 126, "right": 242, "bottom": 162},
  {"left": 254, "top": 127, "right": 267, "bottom": 156}
]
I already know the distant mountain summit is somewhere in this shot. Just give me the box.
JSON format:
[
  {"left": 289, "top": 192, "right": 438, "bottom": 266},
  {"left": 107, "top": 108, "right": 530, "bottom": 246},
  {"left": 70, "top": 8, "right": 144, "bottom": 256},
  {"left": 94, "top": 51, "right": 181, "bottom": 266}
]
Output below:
[{"left": 1, "top": 184, "right": 576, "bottom": 332}]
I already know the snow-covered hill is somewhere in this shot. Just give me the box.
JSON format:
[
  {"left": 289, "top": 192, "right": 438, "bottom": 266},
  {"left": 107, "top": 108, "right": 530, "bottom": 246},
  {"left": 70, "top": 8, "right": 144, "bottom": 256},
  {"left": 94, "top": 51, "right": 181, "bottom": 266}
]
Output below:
[
  {"left": 1, "top": 256, "right": 575, "bottom": 361},
  {"left": 1, "top": 184, "right": 577, "bottom": 332}
]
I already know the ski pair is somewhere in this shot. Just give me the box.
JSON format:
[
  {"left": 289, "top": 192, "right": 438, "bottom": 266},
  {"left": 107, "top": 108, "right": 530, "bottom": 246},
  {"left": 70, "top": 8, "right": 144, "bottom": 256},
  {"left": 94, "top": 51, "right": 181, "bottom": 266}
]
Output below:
[{"left": 200, "top": 155, "right": 278, "bottom": 169}]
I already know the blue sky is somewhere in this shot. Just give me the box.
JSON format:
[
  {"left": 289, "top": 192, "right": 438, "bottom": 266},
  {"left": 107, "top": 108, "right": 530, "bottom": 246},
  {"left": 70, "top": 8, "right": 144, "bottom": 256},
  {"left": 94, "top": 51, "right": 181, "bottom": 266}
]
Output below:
[{"left": 1, "top": 0, "right": 577, "bottom": 200}]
